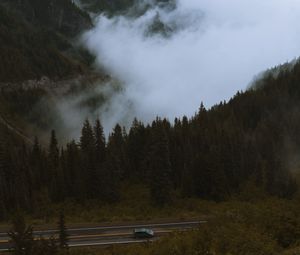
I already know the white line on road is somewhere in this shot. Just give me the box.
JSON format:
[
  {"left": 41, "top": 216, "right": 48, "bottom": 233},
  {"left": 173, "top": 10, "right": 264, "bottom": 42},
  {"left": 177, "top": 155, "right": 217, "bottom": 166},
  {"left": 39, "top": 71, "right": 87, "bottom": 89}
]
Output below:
[{"left": 31, "top": 220, "right": 206, "bottom": 234}]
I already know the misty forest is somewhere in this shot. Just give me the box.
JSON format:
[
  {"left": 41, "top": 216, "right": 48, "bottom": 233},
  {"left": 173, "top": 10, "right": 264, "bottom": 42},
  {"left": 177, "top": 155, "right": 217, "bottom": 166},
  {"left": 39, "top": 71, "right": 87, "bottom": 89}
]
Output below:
[{"left": 2, "top": 0, "right": 300, "bottom": 254}]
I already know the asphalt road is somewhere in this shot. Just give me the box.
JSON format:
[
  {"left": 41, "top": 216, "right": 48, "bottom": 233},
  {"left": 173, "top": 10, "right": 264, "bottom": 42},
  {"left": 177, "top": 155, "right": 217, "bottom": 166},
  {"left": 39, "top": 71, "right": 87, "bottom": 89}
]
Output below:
[{"left": 0, "top": 220, "right": 205, "bottom": 251}]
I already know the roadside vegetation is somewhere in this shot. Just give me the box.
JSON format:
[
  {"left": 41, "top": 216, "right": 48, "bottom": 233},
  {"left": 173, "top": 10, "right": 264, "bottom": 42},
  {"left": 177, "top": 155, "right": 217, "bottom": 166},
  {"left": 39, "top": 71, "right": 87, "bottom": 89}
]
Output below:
[
  {"left": 44, "top": 197, "right": 300, "bottom": 255},
  {"left": 6, "top": 196, "right": 300, "bottom": 255}
]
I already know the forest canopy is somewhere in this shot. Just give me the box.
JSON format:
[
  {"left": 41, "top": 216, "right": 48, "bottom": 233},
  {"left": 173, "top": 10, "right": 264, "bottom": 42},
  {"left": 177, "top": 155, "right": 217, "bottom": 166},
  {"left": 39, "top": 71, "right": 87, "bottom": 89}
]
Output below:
[{"left": 1, "top": 59, "right": 300, "bottom": 218}]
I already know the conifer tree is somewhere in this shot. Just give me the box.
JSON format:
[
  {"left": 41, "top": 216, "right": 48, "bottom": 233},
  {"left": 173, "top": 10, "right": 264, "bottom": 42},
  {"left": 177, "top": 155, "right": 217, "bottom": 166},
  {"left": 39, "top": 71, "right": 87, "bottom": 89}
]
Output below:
[
  {"left": 8, "top": 213, "right": 34, "bottom": 255},
  {"left": 101, "top": 124, "right": 126, "bottom": 202},
  {"left": 148, "top": 121, "right": 172, "bottom": 206},
  {"left": 49, "top": 130, "right": 59, "bottom": 169},
  {"left": 0, "top": 136, "right": 7, "bottom": 219},
  {"left": 58, "top": 210, "right": 68, "bottom": 250},
  {"left": 65, "top": 140, "right": 81, "bottom": 199},
  {"left": 106, "top": 124, "right": 126, "bottom": 179},
  {"left": 30, "top": 136, "right": 43, "bottom": 192},
  {"left": 127, "top": 118, "right": 146, "bottom": 179},
  {"left": 48, "top": 130, "right": 60, "bottom": 201},
  {"left": 80, "top": 119, "right": 98, "bottom": 198},
  {"left": 94, "top": 119, "right": 106, "bottom": 165}
]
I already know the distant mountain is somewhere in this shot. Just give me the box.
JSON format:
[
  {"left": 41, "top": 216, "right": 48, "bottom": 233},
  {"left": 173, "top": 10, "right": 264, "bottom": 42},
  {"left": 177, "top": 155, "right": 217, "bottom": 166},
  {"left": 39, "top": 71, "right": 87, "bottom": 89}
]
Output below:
[
  {"left": 79, "top": 0, "right": 175, "bottom": 16},
  {"left": 0, "top": 0, "right": 91, "bottom": 37},
  {"left": 0, "top": 0, "right": 93, "bottom": 83}
]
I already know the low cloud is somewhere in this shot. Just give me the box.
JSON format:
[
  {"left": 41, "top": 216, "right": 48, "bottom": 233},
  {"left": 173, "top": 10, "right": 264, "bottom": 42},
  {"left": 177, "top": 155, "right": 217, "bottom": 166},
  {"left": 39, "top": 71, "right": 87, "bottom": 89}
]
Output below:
[{"left": 82, "top": 0, "right": 300, "bottom": 128}]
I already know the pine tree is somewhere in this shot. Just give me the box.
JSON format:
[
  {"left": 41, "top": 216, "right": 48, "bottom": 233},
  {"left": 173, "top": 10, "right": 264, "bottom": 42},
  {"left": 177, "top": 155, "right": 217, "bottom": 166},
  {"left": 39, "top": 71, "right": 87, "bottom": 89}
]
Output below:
[
  {"left": 49, "top": 130, "right": 59, "bottom": 169},
  {"left": 101, "top": 124, "right": 125, "bottom": 202},
  {"left": 94, "top": 119, "right": 106, "bottom": 165},
  {"left": 93, "top": 119, "right": 107, "bottom": 199},
  {"left": 80, "top": 119, "right": 98, "bottom": 199},
  {"left": 58, "top": 210, "right": 68, "bottom": 250},
  {"left": 8, "top": 213, "right": 34, "bottom": 255},
  {"left": 106, "top": 124, "right": 125, "bottom": 179},
  {"left": 148, "top": 121, "right": 172, "bottom": 206},
  {"left": 127, "top": 118, "right": 146, "bottom": 179},
  {"left": 80, "top": 120, "right": 95, "bottom": 153},
  {"left": 65, "top": 140, "right": 81, "bottom": 199},
  {"left": 48, "top": 130, "right": 60, "bottom": 201},
  {"left": 0, "top": 134, "right": 7, "bottom": 219},
  {"left": 30, "top": 136, "right": 43, "bottom": 193}
]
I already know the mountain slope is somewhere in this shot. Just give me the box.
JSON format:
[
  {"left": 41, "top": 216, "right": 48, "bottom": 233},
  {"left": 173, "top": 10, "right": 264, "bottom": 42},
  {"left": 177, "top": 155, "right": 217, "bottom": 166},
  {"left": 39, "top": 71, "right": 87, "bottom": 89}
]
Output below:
[
  {"left": 0, "top": 0, "right": 93, "bottom": 83},
  {"left": 79, "top": 0, "right": 175, "bottom": 15}
]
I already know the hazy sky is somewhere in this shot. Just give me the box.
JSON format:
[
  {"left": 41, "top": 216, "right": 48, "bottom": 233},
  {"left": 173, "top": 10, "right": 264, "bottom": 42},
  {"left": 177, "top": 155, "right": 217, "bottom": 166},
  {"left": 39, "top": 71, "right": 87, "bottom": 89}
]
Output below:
[{"left": 82, "top": 0, "right": 300, "bottom": 131}]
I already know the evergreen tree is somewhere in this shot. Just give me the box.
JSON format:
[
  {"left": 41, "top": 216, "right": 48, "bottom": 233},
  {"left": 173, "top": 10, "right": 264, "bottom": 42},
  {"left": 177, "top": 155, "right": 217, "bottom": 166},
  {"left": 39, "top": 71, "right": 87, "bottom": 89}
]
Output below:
[
  {"left": 8, "top": 213, "right": 34, "bottom": 255},
  {"left": 48, "top": 130, "right": 60, "bottom": 201},
  {"left": 94, "top": 119, "right": 106, "bottom": 163},
  {"left": 0, "top": 135, "right": 8, "bottom": 219},
  {"left": 80, "top": 119, "right": 98, "bottom": 199},
  {"left": 107, "top": 124, "right": 126, "bottom": 179},
  {"left": 65, "top": 140, "right": 81, "bottom": 199},
  {"left": 29, "top": 136, "right": 48, "bottom": 204},
  {"left": 101, "top": 124, "right": 126, "bottom": 202},
  {"left": 49, "top": 130, "right": 59, "bottom": 169},
  {"left": 58, "top": 210, "right": 68, "bottom": 250},
  {"left": 148, "top": 120, "right": 172, "bottom": 206},
  {"left": 127, "top": 118, "right": 147, "bottom": 179}
]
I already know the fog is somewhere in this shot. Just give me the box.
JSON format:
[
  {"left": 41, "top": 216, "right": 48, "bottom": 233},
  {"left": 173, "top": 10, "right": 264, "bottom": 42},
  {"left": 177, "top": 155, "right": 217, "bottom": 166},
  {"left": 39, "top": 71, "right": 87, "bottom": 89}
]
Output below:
[{"left": 82, "top": 0, "right": 300, "bottom": 131}]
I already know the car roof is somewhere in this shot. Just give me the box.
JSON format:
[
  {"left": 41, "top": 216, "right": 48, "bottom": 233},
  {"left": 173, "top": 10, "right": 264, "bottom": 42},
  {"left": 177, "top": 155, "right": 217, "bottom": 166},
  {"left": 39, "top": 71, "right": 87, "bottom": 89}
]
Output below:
[{"left": 134, "top": 228, "right": 153, "bottom": 233}]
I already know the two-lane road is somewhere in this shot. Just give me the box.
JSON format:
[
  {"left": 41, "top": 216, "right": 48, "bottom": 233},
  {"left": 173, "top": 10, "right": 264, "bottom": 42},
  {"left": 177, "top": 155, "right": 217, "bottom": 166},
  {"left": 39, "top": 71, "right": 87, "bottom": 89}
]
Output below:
[{"left": 0, "top": 220, "right": 206, "bottom": 251}]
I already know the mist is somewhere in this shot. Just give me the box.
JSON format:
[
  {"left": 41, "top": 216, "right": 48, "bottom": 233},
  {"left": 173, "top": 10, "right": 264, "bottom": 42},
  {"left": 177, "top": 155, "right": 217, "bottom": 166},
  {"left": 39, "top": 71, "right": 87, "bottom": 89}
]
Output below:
[{"left": 81, "top": 0, "right": 300, "bottom": 131}]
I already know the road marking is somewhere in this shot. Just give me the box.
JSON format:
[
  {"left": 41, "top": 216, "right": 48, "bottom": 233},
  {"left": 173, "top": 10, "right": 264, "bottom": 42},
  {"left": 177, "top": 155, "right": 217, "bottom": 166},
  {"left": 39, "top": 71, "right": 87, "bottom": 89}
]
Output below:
[
  {"left": 66, "top": 221, "right": 205, "bottom": 232},
  {"left": 69, "top": 230, "right": 173, "bottom": 240},
  {"left": 69, "top": 239, "right": 155, "bottom": 247},
  {"left": 0, "top": 230, "right": 175, "bottom": 244},
  {"left": 19, "top": 220, "right": 205, "bottom": 235}
]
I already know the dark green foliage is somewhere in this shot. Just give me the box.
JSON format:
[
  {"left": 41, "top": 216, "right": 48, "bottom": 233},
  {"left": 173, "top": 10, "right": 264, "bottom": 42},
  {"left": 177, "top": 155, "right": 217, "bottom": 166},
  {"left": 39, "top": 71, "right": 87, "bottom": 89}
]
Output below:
[
  {"left": 8, "top": 213, "right": 59, "bottom": 255},
  {"left": 102, "top": 124, "right": 126, "bottom": 201},
  {"left": 1, "top": 0, "right": 91, "bottom": 37},
  {"left": 126, "top": 118, "right": 147, "bottom": 179},
  {"left": 8, "top": 214, "right": 34, "bottom": 255},
  {"left": 79, "top": 0, "right": 136, "bottom": 15},
  {"left": 80, "top": 0, "right": 175, "bottom": 16},
  {"left": 49, "top": 130, "right": 59, "bottom": 169},
  {"left": 94, "top": 119, "right": 106, "bottom": 161},
  {"left": 2, "top": 59, "right": 300, "bottom": 220},
  {"left": 148, "top": 118, "right": 172, "bottom": 205},
  {"left": 80, "top": 119, "right": 98, "bottom": 199},
  {"left": 49, "top": 130, "right": 63, "bottom": 202},
  {"left": 32, "top": 237, "right": 58, "bottom": 255},
  {"left": 0, "top": 0, "right": 92, "bottom": 82},
  {"left": 58, "top": 210, "right": 69, "bottom": 249}
]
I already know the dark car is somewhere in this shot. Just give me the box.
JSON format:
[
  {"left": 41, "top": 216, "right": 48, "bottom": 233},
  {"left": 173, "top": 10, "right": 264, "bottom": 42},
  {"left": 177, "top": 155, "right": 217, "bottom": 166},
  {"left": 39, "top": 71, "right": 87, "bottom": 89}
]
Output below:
[{"left": 133, "top": 228, "right": 154, "bottom": 238}]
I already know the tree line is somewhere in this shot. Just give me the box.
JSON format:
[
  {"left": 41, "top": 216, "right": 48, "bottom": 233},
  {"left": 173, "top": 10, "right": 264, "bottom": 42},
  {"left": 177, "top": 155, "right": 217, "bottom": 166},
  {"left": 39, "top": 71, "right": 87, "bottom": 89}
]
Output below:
[
  {"left": 8, "top": 211, "right": 68, "bottom": 255},
  {"left": 2, "top": 60, "right": 300, "bottom": 218}
]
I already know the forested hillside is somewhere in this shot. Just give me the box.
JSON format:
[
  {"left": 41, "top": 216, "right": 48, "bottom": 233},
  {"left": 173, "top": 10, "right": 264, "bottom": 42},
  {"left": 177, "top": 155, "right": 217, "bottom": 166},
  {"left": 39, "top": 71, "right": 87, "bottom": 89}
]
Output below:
[
  {"left": 2, "top": 1, "right": 300, "bottom": 254},
  {"left": 79, "top": 0, "right": 175, "bottom": 15},
  {"left": 1, "top": 59, "right": 300, "bottom": 218},
  {"left": 0, "top": 0, "right": 92, "bottom": 82}
]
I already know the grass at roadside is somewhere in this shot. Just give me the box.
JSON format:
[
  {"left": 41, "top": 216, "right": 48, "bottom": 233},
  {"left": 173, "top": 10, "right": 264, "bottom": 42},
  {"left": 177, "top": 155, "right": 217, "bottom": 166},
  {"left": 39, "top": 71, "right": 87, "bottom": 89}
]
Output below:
[
  {"left": 60, "top": 197, "right": 300, "bottom": 255},
  {"left": 2, "top": 182, "right": 300, "bottom": 233},
  {"left": 2, "top": 182, "right": 300, "bottom": 255}
]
